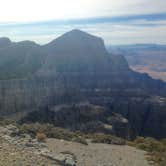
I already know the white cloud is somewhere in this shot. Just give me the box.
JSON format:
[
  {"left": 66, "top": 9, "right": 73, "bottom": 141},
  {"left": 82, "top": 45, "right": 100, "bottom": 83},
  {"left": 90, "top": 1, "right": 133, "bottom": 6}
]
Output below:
[
  {"left": 0, "top": 0, "right": 165, "bottom": 22},
  {"left": 76, "top": 22, "right": 166, "bottom": 45},
  {"left": 0, "top": 0, "right": 165, "bottom": 44},
  {"left": 1, "top": 21, "right": 166, "bottom": 45}
]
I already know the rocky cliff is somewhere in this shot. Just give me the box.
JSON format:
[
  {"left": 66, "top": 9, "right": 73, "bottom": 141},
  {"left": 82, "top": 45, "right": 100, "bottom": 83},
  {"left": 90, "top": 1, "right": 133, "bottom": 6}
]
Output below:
[{"left": 0, "top": 29, "right": 165, "bottom": 139}]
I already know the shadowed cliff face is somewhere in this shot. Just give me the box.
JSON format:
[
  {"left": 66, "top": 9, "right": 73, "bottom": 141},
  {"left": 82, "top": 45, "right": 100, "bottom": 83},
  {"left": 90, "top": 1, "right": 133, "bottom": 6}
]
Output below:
[
  {"left": 40, "top": 29, "right": 129, "bottom": 74},
  {"left": 19, "top": 103, "right": 132, "bottom": 139},
  {"left": 0, "top": 30, "right": 165, "bottom": 139}
]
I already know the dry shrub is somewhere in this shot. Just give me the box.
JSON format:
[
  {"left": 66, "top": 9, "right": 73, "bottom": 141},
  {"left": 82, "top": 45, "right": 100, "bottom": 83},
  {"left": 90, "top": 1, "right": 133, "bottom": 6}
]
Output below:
[{"left": 36, "top": 132, "right": 47, "bottom": 142}]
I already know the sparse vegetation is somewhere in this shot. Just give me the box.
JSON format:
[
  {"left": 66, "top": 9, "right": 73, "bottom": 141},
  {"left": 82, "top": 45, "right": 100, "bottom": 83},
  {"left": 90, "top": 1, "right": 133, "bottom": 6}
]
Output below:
[
  {"left": 71, "top": 136, "right": 88, "bottom": 145},
  {"left": 18, "top": 123, "right": 126, "bottom": 146},
  {"left": 86, "top": 133, "right": 126, "bottom": 145},
  {"left": 0, "top": 117, "right": 16, "bottom": 126},
  {"left": 19, "top": 123, "right": 88, "bottom": 145},
  {"left": 128, "top": 137, "right": 166, "bottom": 166}
]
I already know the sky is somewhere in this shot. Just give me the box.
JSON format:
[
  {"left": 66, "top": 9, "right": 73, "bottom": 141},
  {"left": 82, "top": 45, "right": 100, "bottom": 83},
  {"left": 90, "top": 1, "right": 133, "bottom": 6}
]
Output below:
[{"left": 0, "top": 0, "right": 166, "bottom": 45}]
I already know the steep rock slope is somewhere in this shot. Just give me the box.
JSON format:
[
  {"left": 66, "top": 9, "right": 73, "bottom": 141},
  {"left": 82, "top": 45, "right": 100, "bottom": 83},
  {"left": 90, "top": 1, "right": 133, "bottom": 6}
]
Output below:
[{"left": 40, "top": 30, "right": 165, "bottom": 95}]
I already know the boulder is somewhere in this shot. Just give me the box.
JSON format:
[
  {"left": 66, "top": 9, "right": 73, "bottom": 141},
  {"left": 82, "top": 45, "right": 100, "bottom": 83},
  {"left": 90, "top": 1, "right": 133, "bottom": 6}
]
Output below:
[{"left": 41, "top": 151, "right": 77, "bottom": 166}]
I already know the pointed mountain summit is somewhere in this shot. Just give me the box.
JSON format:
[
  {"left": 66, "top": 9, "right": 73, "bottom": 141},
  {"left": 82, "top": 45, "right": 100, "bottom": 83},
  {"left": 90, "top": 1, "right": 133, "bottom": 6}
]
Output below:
[
  {"left": 48, "top": 29, "right": 103, "bottom": 44},
  {"left": 55, "top": 29, "right": 100, "bottom": 40},
  {"left": 44, "top": 29, "right": 107, "bottom": 55},
  {"left": 42, "top": 29, "right": 129, "bottom": 73}
]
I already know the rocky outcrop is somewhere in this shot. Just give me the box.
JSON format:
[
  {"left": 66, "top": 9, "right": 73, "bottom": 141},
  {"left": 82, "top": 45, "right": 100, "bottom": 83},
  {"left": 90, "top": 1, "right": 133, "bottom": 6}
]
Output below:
[
  {"left": 0, "top": 124, "right": 77, "bottom": 166},
  {"left": 20, "top": 103, "right": 132, "bottom": 139},
  {"left": 87, "top": 91, "right": 166, "bottom": 138},
  {"left": 41, "top": 151, "right": 77, "bottom": 166}
]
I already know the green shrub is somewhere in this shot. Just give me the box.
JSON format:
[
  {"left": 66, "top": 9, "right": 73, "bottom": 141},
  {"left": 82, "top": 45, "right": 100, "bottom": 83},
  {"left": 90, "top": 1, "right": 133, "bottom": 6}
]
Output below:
[
  {"left": 160, "top": 139, "right": 166, "bottom": 146},
  {"left": 89, "top": 133, "right": 126, "bottom": 145},
  {"left": 19, "top": 123, "right": 46, "bottom": 137},
  {"left": 133, "top": 137, "right": 145, "bottom": 144},
  {"left": 0, "top": 117, "right": 16, "bottom": 126},
  {"left": 71, "top": 136, "right": 88, "bottom": 145},
  {"left": 134, "top": 137, "right": 166, "bottom": 153}
]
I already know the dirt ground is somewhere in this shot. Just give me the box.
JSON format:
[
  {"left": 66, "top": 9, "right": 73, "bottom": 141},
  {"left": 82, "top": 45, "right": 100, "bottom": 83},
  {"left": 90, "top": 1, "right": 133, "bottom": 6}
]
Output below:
[{"left": 47, "top": 138, "right": 151, "bottom": 166}]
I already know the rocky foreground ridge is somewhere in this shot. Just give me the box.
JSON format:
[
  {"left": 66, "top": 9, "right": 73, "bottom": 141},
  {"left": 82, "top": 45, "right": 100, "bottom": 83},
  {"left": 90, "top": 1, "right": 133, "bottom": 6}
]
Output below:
[{"left": 0, "top": 124, "right": 151, "bottom": 166}]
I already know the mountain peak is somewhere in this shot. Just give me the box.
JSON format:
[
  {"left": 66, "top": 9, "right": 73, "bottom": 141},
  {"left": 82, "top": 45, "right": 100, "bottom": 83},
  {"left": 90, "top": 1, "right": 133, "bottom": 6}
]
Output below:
[
  {"left": 46, "top": 29, "right": 106, "bottom": 54},
  {"left": 16, "top": 40, "right": 39, "bottom": 47},
  {"left": 67, "top": 29, "right": 86, "bottom": 34},
  {"left": 60, "top": 29, "right": 100, "bottom": 40},
  {"left": 46, "top": 29, "right": 102, "bottom": 47},
  {"left": 0, "top": 37, "right": 12, "bottom": 48},
  {"left": 0, "top": 37, "right": 11, "bottom": 42},
  {"left": 41, "top": 29, "right": 130, "bottom": 73},
  {"left": 64, "top": 29, "right": 93, "bottom": 36}
]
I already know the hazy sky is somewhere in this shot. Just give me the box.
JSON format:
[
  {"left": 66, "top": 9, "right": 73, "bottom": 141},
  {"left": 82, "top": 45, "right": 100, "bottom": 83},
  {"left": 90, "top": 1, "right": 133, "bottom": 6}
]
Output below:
[{"left": 0, "top": 0, "right": 166, "bottom": 45}]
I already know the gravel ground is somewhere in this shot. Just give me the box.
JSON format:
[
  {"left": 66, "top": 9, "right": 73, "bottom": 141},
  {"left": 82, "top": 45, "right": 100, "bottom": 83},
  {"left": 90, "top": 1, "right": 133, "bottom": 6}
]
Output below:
[
  {"left": 0, "top": 138, "right": 59, "bottom": 166},
  {"left": 47, "top": 138, "right": 152, "bottom": 166},
  {"left": 0, "top": 136, "right": 152, "bottom": 166}
]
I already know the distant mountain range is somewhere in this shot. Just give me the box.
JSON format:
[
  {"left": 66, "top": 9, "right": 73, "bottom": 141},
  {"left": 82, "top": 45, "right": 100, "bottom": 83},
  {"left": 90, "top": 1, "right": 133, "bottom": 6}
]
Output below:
[
  {"left": 108, "top": 44, "right": 166, "bottom": 81},
  {"left": 0, "top": 29, "right": 166, "bottom": 139}
]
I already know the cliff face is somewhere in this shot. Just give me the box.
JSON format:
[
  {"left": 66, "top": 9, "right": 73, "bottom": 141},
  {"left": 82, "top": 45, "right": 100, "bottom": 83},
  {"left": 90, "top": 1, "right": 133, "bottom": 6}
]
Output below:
[
  {"left": 0, "top": 30, "right": 165, "bottom": 139},
  {"left": 85, "top": 90, "right": 166, "bottom": 138},
  {"left": 19, "top": 103, "right": 132, "bottom": 139},
  {"left": 40, "top": 29, "right": 129, "bottom": 75}
]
